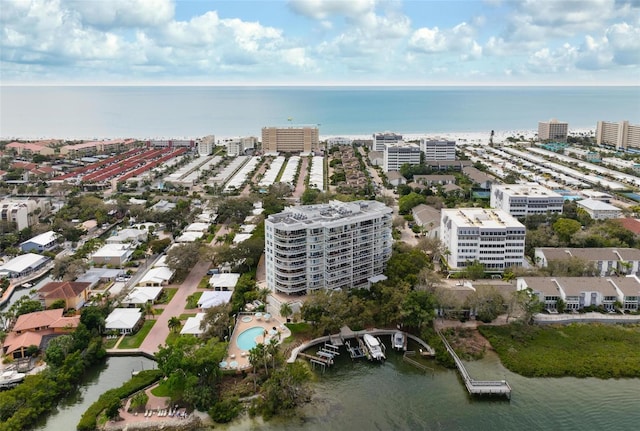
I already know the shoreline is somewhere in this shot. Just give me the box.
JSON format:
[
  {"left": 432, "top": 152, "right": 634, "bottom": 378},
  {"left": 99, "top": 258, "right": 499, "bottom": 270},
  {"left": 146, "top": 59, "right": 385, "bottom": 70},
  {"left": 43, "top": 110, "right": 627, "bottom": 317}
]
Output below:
[{"left": 2, "top": 128, "right": 595, "bottom": 145}]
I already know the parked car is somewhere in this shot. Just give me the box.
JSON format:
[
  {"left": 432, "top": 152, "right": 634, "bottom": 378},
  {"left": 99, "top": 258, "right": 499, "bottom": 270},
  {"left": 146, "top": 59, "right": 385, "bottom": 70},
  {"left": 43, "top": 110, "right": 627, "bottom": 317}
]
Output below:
[{"left": 207, "top": 268, "right": 220, "bottom": 275}]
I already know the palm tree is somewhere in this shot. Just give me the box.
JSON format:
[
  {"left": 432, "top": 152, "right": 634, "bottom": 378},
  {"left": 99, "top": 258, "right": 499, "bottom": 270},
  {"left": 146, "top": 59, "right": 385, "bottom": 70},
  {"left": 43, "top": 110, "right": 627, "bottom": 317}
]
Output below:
[
  {"left": 279, "top": 303, "right": 293, "bottom": 322},
  {"left": 143, "top": 302, "right": 154, "bottom": 320},
  {"left": 168, "top": 316, "right": 181, "bottom": 333},
  {"left": 266, "top": 337, "right": 280, "bottom": 370}
]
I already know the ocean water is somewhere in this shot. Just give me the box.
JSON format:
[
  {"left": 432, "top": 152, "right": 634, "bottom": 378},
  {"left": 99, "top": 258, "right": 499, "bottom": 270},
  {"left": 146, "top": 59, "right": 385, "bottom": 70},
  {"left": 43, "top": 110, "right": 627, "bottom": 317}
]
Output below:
[{"left": 1, "top": 86, "right": 639, "bottom": 140}]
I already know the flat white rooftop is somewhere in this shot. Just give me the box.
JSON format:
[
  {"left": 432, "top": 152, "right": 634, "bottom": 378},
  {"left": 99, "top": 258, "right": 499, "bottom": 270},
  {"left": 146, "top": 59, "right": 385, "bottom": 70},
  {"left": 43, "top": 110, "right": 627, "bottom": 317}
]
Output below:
[{"left": 443, "top": 208, "right": 524, "bottom": 229}]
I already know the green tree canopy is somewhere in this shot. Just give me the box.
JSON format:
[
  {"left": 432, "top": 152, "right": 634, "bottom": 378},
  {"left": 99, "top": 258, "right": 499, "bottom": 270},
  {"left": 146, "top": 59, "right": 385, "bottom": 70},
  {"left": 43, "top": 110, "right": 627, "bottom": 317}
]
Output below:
[{"left": 553, "top": 218, "right": 581, "bottom": 244}]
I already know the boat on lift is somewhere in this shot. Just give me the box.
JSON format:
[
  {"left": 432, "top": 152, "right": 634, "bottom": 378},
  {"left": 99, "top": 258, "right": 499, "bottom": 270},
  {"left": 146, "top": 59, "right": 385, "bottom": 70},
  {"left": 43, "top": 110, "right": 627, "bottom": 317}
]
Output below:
[{"left": 362, "top": 333, "right": 386, "bottom": 361}]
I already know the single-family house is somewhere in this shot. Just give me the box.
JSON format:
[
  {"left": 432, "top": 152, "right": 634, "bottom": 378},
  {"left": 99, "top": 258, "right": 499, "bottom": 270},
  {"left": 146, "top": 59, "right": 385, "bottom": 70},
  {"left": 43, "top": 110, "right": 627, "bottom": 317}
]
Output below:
[
  {"left": 92, "top": 243, "right": 134, "bottom": 266},
  {"left": 175, "top": 231, "right": 203, "bottom": 243},
  {"left": 180, "top": 313, "right": 207, "bottom": 337},
  {"left": 3, "top": 309, "right": 79, "bottom": 359},
  {"left": 138, "top": 266, "right": 174, "bottom": 287},
  {"left": 38, "top": 281, "right": 91, "bottom": 310},
  {"left": 197, "top": 291, "right": 233, "bottom": 309},
  {"left": 106, "top": 228, "right": 148, "bottom": 244},
  {"left": 232, "top": 233, "right": 252, "bottom": 244},
  {"left": 105, "top": 308, "right": 143, "bottom": 334},
  {"left": 20, "top": 231, "right": 59, "bottom": 253},
  {"left": 0, "top": 253, "right": 50, "bottom": 278},
  {"left": 121, "top": 286, "right": 163, "bottom": 307},
  {"left": 185, "top": 222, "right": 210, "bottom": 233},
  {"left": 209, "top": 273, "right": 240, "bottom": 291}
]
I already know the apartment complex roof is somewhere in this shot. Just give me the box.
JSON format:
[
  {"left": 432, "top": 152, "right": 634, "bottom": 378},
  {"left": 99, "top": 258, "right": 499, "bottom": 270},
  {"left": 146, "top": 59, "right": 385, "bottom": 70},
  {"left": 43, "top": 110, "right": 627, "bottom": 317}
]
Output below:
[{"left": 537, "top": 247, "right": 640, "bottom": 262}]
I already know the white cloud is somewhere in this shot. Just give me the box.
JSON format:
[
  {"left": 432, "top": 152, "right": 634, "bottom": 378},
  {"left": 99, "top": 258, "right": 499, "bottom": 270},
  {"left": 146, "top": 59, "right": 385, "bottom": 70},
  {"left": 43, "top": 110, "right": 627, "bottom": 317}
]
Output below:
[
  {"left": 67, "top": 0, "right": 175, "bottom": 28},
  {"left": 288, "top": 0, "right": 377, "bottom": 20},
  {"left": 606, "top": 22, "right": 640, "bottom": 65},
  {"left": 409, "top": 22, "right": 481, "bottom": 61}
]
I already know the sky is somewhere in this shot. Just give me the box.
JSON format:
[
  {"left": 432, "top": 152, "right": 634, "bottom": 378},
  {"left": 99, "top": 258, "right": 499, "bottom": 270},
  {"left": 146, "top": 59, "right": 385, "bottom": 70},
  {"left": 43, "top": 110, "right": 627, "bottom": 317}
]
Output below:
[{"left": 1, "top": 0, "right": 639, "bottom": 86}]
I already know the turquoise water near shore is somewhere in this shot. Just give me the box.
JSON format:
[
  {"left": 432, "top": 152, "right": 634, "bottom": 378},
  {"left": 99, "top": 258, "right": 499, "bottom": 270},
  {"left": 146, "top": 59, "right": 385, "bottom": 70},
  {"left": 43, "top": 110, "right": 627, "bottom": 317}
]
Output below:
[{"left": 2, "top": 86, "right": 638, "bottom": 139}]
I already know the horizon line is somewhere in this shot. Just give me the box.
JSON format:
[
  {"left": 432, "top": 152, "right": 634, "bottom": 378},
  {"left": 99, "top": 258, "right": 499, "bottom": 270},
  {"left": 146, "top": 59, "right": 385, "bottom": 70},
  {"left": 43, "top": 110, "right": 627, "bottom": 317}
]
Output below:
[{"left": 2, "top": 82, "right": 639, "bottom": 88}]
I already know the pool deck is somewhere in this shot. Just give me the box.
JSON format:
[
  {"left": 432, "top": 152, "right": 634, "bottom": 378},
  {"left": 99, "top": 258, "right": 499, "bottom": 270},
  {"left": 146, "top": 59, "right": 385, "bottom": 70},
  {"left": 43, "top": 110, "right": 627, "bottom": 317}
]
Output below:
[{"left": 223, "top": 312, "right": 291, "bottom": 371}]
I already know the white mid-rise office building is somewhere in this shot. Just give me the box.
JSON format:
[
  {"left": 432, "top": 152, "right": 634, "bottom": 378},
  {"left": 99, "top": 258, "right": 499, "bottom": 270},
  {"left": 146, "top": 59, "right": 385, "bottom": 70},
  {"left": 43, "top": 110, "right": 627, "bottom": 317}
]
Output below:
[
  {"left": 383, "top": 143, "right": 421, "bottom": 172},
  {"left": 440, "top": 208, "right": 526, "bottom": 271},
  {"left": 538, "top": 119, "right": 568, "bottom": 142},
  {"left": 421, "top": 139, "right": 456, "bottom": 160},
  {"left": 373, "top": 132, "right": 403, "bottom": 152},
  {"left": 265, "top": 200, "right": 393, "bottom": 294},
  {"left": 490, "top": 183, "right": 564, "bottom": 217}
]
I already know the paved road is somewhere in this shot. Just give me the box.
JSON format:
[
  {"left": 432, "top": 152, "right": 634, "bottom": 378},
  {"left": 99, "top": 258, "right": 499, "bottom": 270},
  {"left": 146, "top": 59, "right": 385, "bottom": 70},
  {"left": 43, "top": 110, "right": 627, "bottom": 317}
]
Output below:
[
  {"left": 292, "top": 156, "right": 309, "bottom": 198},
  {"left": 138, "top": 260, "right": 209, "bottom": 355},
  {"left": 135, "top": 224, "right": 230, "bottom": 355}
]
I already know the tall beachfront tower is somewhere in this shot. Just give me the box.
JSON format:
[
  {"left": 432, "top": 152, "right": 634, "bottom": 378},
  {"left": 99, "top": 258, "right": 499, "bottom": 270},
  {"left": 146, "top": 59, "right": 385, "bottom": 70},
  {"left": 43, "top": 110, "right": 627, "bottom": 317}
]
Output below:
[
  {"left": 596, "top": 120, "right": 640, "bottom": 152},
  {"left": 261, "top": 126, "right": 319, "bottom": 153},
  {"left": 538, "top": 119, "right": 568, "bottom": 142},
  {"left": 440, "top": 208, "right": 526, "bottom": 272},
  {"left": 265, "top": 200, "right": 393, "bottom": 294}
]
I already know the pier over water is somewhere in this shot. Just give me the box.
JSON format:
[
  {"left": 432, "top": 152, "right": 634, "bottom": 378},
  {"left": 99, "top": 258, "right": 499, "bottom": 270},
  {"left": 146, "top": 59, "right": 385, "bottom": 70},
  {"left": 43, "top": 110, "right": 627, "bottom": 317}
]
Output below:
[{"left": 436, "top": 329, "right": 511, "bottom": 399}]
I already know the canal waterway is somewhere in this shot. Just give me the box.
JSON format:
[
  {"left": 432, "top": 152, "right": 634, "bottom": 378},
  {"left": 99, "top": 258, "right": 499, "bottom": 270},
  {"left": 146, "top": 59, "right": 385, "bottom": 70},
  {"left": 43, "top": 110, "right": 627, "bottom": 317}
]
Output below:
[
  {"left": 36, "top": 356, "right": 156, "bottom": 431},
  {"left": 33, "top": 337, "right": 639, "bottom": 430}
]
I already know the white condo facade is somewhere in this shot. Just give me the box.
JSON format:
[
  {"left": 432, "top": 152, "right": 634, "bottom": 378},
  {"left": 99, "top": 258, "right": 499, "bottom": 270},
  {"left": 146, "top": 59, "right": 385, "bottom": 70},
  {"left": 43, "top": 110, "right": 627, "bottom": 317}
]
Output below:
[
  {"left": 383, "top": 143, "right": 421, "bottom": 172},
  {"left": 490, "top": 183, "right": 564, "bottom": 217},
  {"left": 265, "top": 200, "right": 393, "bottom": 294},
  {"left": 538, "top": 119, "right": 568, "bottom": 142},
  {"left": 440, "top": 208, "right": 526, "bottom": 271},
  {"left": 373, "top": 132, "right": 403, "bottom": 152},
  {"left": 421, "top": 139, "right": 456, "bottom": 160}
]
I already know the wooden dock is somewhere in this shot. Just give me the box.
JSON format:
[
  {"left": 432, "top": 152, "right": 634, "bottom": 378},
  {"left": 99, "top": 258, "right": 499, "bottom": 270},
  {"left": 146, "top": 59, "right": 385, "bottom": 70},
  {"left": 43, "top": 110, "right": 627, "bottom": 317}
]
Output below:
[{"left": 436, "top": 329, "right": 511, "bottom": 399}]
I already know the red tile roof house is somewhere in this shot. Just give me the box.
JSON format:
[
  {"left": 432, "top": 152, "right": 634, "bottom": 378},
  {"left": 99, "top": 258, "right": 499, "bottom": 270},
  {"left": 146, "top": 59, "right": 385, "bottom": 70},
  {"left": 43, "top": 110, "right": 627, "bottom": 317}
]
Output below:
[
  {"left": 2, "top": 309, "right": 79, "bottom": 359},
  {"left": 38, "top": 281, "right": 91, "bottom": 310}
]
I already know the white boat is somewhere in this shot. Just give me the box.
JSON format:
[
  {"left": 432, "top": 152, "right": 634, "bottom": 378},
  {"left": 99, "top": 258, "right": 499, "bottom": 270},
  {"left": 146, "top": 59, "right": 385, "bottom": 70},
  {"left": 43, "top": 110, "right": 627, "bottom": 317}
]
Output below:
[
  {"left": 362, "top": 334, "right": 386, "bottom": 361},
  {"left": 393, "top": 331, "right": 406, "bottom": 351},
  {"left": 0, "top": 370, "right": 26, "bottom": 387}
]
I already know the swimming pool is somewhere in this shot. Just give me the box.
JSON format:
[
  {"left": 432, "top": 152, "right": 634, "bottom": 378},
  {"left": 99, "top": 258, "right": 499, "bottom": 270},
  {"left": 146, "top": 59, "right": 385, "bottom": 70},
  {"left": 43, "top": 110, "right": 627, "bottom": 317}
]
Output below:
[{"left": 236, "top": 326, "right": 265, "bottom": 351}]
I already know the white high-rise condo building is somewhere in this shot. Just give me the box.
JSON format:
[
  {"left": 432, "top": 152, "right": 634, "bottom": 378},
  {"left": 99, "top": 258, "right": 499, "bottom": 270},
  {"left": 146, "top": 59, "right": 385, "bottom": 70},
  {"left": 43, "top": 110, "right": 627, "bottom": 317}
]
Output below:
[
  {"left": 383, "top": 143, "right": 421, "bottom": 172},
  {"left": 226, "top": 137, "right": 257, "bottom": 156},
  {"left": 490, "top": 183, "right": 564, "bottom": 217},
  {"left": 265, "top": 200, "right": 393, "bottom": 294},
  {"left": 197, "top": 135, "right": 215, "bottom": 156},
  {"left": 262, "top": 126, "right": 319, "bottom": 153},
  {"left": 373, "top": 132, "right": 403, "bottom": 152},
  {"left": 421, "top": 139, "right": 456, "bottom": 160},
  {"left": 596, "top": 120, "right": 640, "bottom": 152},
  {"left": 538, "top": 119, "right": 568, "bottom": 142},
  {"left": 440, "top": 208, "right": 526, "bottom": 271}
]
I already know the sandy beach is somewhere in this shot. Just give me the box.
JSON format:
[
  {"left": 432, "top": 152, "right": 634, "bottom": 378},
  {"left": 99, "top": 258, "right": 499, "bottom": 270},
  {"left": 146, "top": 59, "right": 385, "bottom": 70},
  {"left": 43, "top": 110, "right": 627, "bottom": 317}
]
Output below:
[{"left": 319, "top": 128, "right": 595, "bottom": 146}]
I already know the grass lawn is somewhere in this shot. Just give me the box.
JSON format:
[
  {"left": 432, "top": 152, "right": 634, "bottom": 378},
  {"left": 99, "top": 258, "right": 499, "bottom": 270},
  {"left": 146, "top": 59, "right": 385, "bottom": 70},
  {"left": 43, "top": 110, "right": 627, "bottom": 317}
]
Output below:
[
  {"left": 198, "top": 277, "right": 210, "bottom": 289},
  {"left": 151, "top": 381, "right": 171, "bottom": 397},
  {"left": 164, "top": 331, "right": 182, "bottom": 346},
  {"left": 157, "top": 287, "right": 178, "bottom": 304},
  {"left": 118, "top": 320, "right": 156, "bottom": 349},
  {"left": 285, "top": 322, "right": 313, "bottom": 340},
  {"left": 103, "top": 337, "right": 119, "bottom": 349},
  {"left": 179, "top": 313, "right": 197, "bottom": 319},
  {"left": 479, "top": 323, "right": 640, "bottom": 378},
  {"left": 185, "top": 291, "right": 203, "bottom": 309}
]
